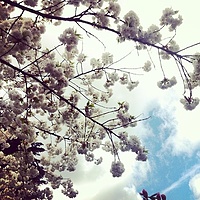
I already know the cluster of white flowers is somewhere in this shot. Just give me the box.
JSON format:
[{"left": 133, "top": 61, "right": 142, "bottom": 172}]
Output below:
[
  {"left": 117, "top": 110, "right": 131, "bottom": 127},
  {"left": 85, "top": 151, "right": 95, "bottom": 161},
  {"left": 117, "top": 10, "right": 140, "bottom": 40},
  {"left": 107, "top": 2, "right": 121, "bottom": 18},
  {"left": 46, "top": 172, "right": 63, "bottom": 189},
  {"left": 102, "top": 52, "right": 113, "bottom": 65},
  {"left": 61, "top": 179, "right": 78, "bottom": 198},
  {"left": 186, "top": 53, "right": 200, "bottom": 92},
  {"left": 90, "top": 58, "right": 102, "bottom": 68},
  {"left": 24, "top": 0, "right": 38, "bottom": 7},
  {"left": 77, "top": 53, "right": 86, "bottom": 63},
  {"left": 0, "top": 3, "right": 14, "bottom": 20},
  {"left": 110, "top": 160, "right": 125, "bottom": 177},
  {"left": 160, "top": 8, "right": 183, "bottom": 31},
  {"left": 106, "top": 73, "right": 139, "bottom": 91},
  {"left": 143, "top": 60, "right": 152, "bottom": 72},
  {"left": 136, "top": 147, "right": 148, "bottom": 161},
  {"left": 183, "top": 72, "right": 200, "bottom": 90},
  {"left": 118, "top": 133, "right": 148, "bottom": 161},
  {"left": 41, "top": 0, "right": 64, "bottom": 17},
  {"left": 146, "top": 24, "right": 162, "bottom": 44},
  {"left": 59, "top": 28, "right": 79, "bottom": 52},
  {"left": 167, "top": 40, "right": 180, "bottom": 52},
  {"left": 127, "top": 81, "right": 139, "bottom": 91},
  {"left": 0, "top": 18, "right": 45, "bottom": 64},
  {"left": 157, "top": 76, "right": 177, "bottom": 89},
  {"left": 69, "top": 0, "right": 103, "bottom": 8},
  {"left": 180, "top": 97, "right": 200, "bottom": 110},
  {"left": 94, "top": 10, "right": 110, "bottom": 27},
  {"left": 119, "top": 73, "right": 128, "bottom": 84},
  {"left": 116, "top": 102, "right": 132, "bottom": 127},
  {"left": 104, "top": 71, "right": 119, "bottom": 88},
  {"left": 102, "top": 140, "right": 113, "bottom": 152},
  {"left": 192, "top": 53, "right": 200, "bottom": 74},
  {"left": 44, "top": 62, "right": 69, "bottom": 92},
  {"left": 108, "top": 71, "right": 119, "bottom": 82},
  {"left": 94, "top": 156, "right": 103, "bottom": 165},
  {"left": 139, "top": 25, "right": 162, "bottom": 44},
  {"left": 160, "top": 40, "right": 180, "bottom": 60}
]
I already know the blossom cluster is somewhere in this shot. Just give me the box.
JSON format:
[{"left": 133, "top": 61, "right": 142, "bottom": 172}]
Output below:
[
  {"left": 138, "top": 24, "right": 162, "bottom": 44},
  {"left": 68, "top": 0, "right": 103, "bottom": 8},
  {"left": 119, "top": 133, "right": 147, "bottom": 161},
  {"left": 117, "top": 10, "right": 140, "bottom": 40},
  {"left": 180, "top": 97, "right": 200, "bottom": 110},
  {"left": 159, "top": 8, "right": 183, "bottom": 31},
  {"left": 95, "top": 10, "right": 110, "bottom": 27},
  {"left": 107, "top": 2, "right": 121, "bottom": 18},
  {"left": 0, "top": 18, "right": 45, "bottom": 64},
  {"left": 110, "top": 161, "right": 125, "bottom": 177},
  {"left": 41, "top": 0, "right": 65, "bottom": 17},
  {"left": 160, "top": 40, "right": 180, "bottom": 60},
  {"left": 192, "top": 53, "right": 200, "bottom": 74},
  {"left": 116, "top": 102, "right": 137, "bottom": 127},
  {"left": 58, "top": 28, "right": 80, "bottom": 52},
  {"left": 157, "top": 76, "right": 177, "bottom": 89},
  {"left": 0, "top": 130, "right": 54, "bottom": 199},
  {"left": 24, "top": 0, "right": 39, "bottom": 7},
  {"left": 0, "top": 2, "right": 14, "bottom": 20},
  {"left": 61, "top": 179, "right": 78, "bottom": 198},
  {"left": 143, "top": 61, "right": 152, "bottom": 72}
]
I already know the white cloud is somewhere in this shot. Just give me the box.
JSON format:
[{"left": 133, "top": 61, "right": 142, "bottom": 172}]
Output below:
[
  {"left": 155, "top": 95, "right": 200, "bottom": 157},
  {"left": 132, "top": 66, "right": 200, "bottom": 157},
  {"left": 89, "top": 183, "right": 142, "bottom": 200},
  {"left": 189, "top": 173, "right": 200, "bottom": 200},
  {"left": 51, "top": 150, "right": 150, "bottom": 200},
  {"left": 85, "top": 151, "right": 149, "bottom": 200}
]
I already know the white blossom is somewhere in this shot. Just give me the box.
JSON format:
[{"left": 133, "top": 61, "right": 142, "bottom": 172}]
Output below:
[
  {"left": 136, "top": 148, "right": 148, "bottom": 161},
  {"left": 90, "top": 58, "right": 102, "bottom": 68},
  {"left": 160, "top": 8, "right": 183, "bottom": 31},
  {"left": 117, "top": 10, "right": 140, "bottom": 40},
  {"left": 95, "top": 10, "right": 109, "bottom": 27},
  {"left": 157, "top": 76, "right": 177, "bottom": 89},
  {"left": 107, "top": 2, "right": 121, "bottom": 18},
  {"left": 110, "top": 161, "right": 125, "bottom": 177},
  {"left": 143, "top": 60, "right": 152, "bottom": 72},
  {"left": 120, "top": 73, "right": 128, "bottom": 84},
  {"left": 108, "top": 71, "right": 119, "bottom": 82},
  {"left": 180, "top": 97, "right": 200, "bottom": 110},
  {"left": 58, "top": 28, "right": 79, "bottom": 51},
  {"left": 24, "top": 0, "right": 38, "bottom": 7},
  {"left": 95, "top": 157, "right": 103, "bottom": 165},
  {"left": 102, "top": 52, "right": 113, "bottom": 65},
  {"left": 77, "top": 53, "right": 86, "bottom": 63},
  {"left": 192, "top": 53, "right": 200, "bottom": 73},
  {"left": 127, "top": 81, "right": 139, "bottom": 91},
  {"left": 145, "top": 24, "right": 162, "bottom": 44}
]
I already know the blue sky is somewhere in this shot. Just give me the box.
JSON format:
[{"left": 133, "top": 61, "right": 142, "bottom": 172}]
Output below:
[{"left": 138, "top": 110, "right": 200, "bottom": 200}]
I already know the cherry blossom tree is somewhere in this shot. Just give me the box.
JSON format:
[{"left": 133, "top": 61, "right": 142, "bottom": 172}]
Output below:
[{"left": 0, "top": 0, "right": 199, "bottom": 199}]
